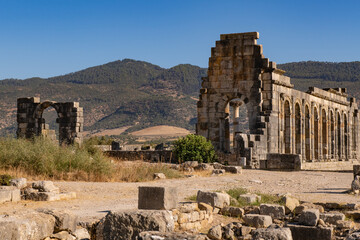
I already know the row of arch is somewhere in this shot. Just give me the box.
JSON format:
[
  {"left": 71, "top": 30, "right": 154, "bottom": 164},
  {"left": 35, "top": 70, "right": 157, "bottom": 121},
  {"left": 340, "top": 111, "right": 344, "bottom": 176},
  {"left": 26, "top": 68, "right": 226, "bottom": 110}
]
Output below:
[{"left": 281, "top": 99, "right": 358, "bottom": 161}]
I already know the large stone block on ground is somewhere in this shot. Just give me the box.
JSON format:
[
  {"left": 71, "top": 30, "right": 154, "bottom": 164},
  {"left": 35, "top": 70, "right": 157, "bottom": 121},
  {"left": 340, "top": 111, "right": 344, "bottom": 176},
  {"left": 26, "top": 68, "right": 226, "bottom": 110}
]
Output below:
[
  {"left": 287, "top": 224, "right": 333, "bottom": 240},
  {"left": 96, "top": 210, "right": 174, "bottom": 240},
  {"left": 299, "top": 209, "right": 319, "bottom": 226},
  {"left": 38, "top": 209, "right": 78, "bottom": 233},
  {"left": 220, "top": 206, "right": 244, "bottom": 217},
  {"left": 139, "top": 231, "right": 207, "bottom": 240},
  {"left": 239, "top": 193, "right": 261, "bottom": 204},
  {"left": 252, "top": 226, "right": 293, "bottom": 240},
  {"left": 0, "top": 212, "right": 55, "bottom": 240},
  {"left": 294, "top": 202, "right": 324, "bottom": 215},
  {"left": 0, "top": 186, "right": 20, "bottom": 203},
  {"left": 32, "top": 181, "right": 59, "bottom": 193},
  {"left": 197, "top": 190, "right": 230, "bottom": 209},
  {"left": 260, "top": 204, "right": 285, "bottom": 219},
  {"left": 320, "top": 212, "right": 345, "bottom": 225},
  {"left": 138, "top": 186, "right": 178, "bottom": 210},
  {"left": 243, "top": 214, "right": 272, "bottom": 228},
  {"left": 282, "top": 195, "right": 300, "bottom": 214},
  {"left": 223, "top": 166, "right": 242, "bottom": 174},
  {"left": 10, "top": 178, "right": 27, "bottom": 189},
  {"left": 26, "top": 191, "right": 60, "bottom": 201}
]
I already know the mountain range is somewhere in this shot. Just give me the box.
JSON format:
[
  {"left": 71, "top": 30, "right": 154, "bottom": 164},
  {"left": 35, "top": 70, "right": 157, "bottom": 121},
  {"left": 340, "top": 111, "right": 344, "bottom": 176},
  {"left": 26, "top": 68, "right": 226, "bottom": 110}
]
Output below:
[{"left": 0, "top": 59, "right": 359, "bottom": 136}]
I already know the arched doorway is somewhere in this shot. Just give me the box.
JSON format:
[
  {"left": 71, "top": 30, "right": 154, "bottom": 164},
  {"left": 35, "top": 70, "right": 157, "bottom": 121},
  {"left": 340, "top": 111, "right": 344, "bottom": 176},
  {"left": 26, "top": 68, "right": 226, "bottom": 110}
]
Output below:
[
  {"left": 344, "top": 114, "right": 348, "bottom": 159},
  {"left": 305, "top": 105, "right": 311, "bottom": 161},
  {"left": 284, "top": 100, "right": 291, "bottom": 154},
  {"left": 34, "top": 101, "right": 60, "bottom": 144},
  {"left": 337, "top": 112, "right": 342, "bottom": 159},
  {"left": 330, "top": 111, "right": 335, "bottom": 159},
  {"left": 314, "top": 107, "right": 319, "bottom": 160},
  {"left": 322, "top": 109, "right": 327, "bottom": 158},
  {"left": 295, "top": 103, "right": 301, "bottom": 154},
  {"left": 227, "top": 98, "right": 249, "bottom": 153}
]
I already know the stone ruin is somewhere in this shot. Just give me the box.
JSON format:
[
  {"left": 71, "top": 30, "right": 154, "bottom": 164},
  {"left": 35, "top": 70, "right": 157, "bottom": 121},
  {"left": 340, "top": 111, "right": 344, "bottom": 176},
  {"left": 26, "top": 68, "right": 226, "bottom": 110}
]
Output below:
[
  {"left": 197, "top": 32, "right": 360, "bottom": 169},
  {"left": 17, "top": 97, "right": 83, "bottom": 145}
]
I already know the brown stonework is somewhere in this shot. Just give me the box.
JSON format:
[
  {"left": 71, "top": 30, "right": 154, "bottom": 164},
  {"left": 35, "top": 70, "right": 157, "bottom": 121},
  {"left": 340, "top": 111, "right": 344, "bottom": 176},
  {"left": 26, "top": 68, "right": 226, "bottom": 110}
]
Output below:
[
  {"left": 17, "top": 97, "right": 83, "bottom": 145},
  {"left": 197, "top": 32, "right": 359, "bottom": 168}
]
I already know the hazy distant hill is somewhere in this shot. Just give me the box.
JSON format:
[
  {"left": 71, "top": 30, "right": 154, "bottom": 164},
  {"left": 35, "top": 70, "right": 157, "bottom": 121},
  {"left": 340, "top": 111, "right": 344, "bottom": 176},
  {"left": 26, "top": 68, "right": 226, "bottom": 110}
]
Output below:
[{"left": 0, "top": 60, "right": 359, "bottom": 136}]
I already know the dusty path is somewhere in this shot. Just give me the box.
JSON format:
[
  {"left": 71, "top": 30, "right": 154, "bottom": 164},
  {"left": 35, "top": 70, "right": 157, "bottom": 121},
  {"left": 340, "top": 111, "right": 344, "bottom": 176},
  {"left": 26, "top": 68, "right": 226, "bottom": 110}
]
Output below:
[{"left": 0, "top": 170, "right": 359, "bottom": 222}]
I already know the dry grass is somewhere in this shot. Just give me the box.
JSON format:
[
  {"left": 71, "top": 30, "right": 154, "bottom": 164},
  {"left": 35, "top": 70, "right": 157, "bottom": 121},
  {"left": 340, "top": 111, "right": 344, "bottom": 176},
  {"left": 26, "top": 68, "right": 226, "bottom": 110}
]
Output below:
[{"left": 110, "top": 161, "right": 183, "bottom": 182}]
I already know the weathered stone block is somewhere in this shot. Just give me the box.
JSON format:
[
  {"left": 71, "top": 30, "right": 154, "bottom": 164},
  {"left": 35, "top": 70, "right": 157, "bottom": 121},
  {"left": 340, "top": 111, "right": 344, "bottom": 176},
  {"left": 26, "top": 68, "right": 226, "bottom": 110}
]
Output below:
[
  {"left": 239, "top": 193, "right": 261, "bottom": 204},
  {"left": 197, "top": 190, "right": 230, "bottom": 209},
  {"left": 299, "top": 209, "right": 319, "bottom": 226},
  {"left": 10, "top": 178, "right": 27, "bottom": 189},
  {"left": 243, "top": 214, "right": 272, "bottom": 228},
  {"left": 138, "top": 186, "right": 178, "bottom": 210},
  {"left": 26, "top": 191, "right": 60, "bottom": 201},
  {"left": 252, "top": 226, "right": 293, "bottom": 240},
  {"left": 260, "top": 204, "right": 285, "bottom": 219},
  {"left": 0, "top": 212, "right": 55, "bottom": 240},
  {"left": 32, "top": 181, "right": 59, "bottom": 193},
  {"left": 223, "top": 166, "right": 242, "bottom": 174},
  {"left": 282, "top": 195, "right": 300, "bottom": 214},
  {"left": 287, "top": 224, "right": 333, "bottom": 240},
  {"left": 320, "top": 212, "right": 345, "bottom": 225},
  {"left": 39, "top": 209, "right": 78, "bottom": 233},
  {"left": 96, "top": 210, "right": 174, "bottom": 240},
  {"left": 220, "top": 206, "right": 244, "bottom": 217},
  {"left": 0, "top": 189, "right": 12, "bottom": 203}
]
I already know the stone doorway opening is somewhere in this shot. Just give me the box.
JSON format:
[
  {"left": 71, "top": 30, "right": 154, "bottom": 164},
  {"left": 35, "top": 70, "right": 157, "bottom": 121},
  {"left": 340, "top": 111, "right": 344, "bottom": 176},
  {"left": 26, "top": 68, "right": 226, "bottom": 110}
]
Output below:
[
  {"left": 227, "top": 98, "right": 249, "bottom": 153},
  {"left": 41, "top": 106, "right": 59, "bottom": 143}
]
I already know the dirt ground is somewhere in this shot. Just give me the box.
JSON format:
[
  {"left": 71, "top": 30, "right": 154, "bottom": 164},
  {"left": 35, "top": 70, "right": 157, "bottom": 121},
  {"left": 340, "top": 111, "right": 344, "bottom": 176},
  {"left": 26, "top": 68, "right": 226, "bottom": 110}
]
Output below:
[{"left": 1, "top": 169, "right": 359, "bottom": 223}]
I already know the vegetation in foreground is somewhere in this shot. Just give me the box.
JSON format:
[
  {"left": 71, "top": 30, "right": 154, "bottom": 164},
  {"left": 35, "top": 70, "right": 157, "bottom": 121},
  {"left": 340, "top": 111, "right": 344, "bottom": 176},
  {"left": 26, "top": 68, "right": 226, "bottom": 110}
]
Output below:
[
  {"left": 226, "top": 188, "right": 284, "bottom": 207},
  {"left": 0, "top": 137, "right": 183, "bottom": 182}
]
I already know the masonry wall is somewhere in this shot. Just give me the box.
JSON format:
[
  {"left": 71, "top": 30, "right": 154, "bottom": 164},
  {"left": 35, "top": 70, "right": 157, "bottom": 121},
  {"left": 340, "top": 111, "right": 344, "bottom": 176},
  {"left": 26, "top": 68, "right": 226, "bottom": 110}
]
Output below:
[{"left": 197, "top": 32, "right": 360, "bottom": 168}]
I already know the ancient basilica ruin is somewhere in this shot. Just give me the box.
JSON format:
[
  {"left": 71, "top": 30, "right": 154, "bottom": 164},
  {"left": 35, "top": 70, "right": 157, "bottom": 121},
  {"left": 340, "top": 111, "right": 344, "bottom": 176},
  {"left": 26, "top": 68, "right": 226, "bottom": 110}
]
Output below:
[{"left": 196, "top": 32, "right": 360, "bottom": 169}]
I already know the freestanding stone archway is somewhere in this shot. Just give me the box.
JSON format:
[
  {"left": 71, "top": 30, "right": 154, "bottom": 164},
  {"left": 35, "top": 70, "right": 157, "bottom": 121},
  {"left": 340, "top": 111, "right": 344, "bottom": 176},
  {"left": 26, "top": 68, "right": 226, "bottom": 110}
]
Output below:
[
  {"left": 197, "top": 32, "right": 360, "bottom": 169},
  {"left": 17, "top": 97, "right": 83, "bottom": 145}
]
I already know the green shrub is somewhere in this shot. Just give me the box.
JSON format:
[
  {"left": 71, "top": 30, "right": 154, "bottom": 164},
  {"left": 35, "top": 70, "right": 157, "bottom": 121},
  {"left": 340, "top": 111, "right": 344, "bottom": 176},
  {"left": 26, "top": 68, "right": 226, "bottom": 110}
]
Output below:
[
  {"left": 226, "top": 187, "right": 284, "bottom": 207},
  {"left": 0, "top": 174, "right": 12, "bottom": 186},
  {"left": 173, "top": 134, "right": 216, "bottom": 163}
]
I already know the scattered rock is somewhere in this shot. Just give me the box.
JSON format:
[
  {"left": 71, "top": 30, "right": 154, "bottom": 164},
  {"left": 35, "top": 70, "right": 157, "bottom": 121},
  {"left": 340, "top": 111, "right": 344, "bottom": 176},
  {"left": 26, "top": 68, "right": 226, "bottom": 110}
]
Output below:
[
  {"left": 38, "top": 209, "right": 78, "bottom": 233},
  {"left": 346, "top": 231, "right": 360, "bottom": 240},
  {"left": 220, "top": 206, "right": 244, "bottom": 217},
  {"left": 51, "top": 231, "right": 76, "bottom": 240},
  {"left": 208, "top": 224, "right": 222, "bottom": 240},
  {"left": 212, "top": 169, "right": 225, "bottom": 175},
  {"left": 299, "top": 209, "right": 320, "bottom": 226},
  {"left": 287, "top": 224, "right": 333, "bottom": 240},
  {"left": 294, "top": 202, "right": 324, "bottom": 215},
  {"left": 211, "top": 162, "right": 224, "bottom": 169},
  {"left": 96, "top": 210, "right": 174, "bottom": 240},
  {"left": 73, "top": 227, "right": 91, "bottom": 240},
  {"left": 282, "top": 194, "right": 300, "bottom": 214},
  {"left": 320, "top": 212, "right": 345, "bottom": 225},
  {"left": 239, "top": 193, "right": 261, "bottom": 204},
  {"left": 32, "top": 181, "right": 60, "bottom": 193},
  {"left": 10, "top": 178, "right": 27, "bottom": 189},
  {"left": 252, "top": 226, "right": 293, "bottom": 240},
  {"left": 153, "top": 173, "right": 166, "bottom": 180},
  {"left": 260, "top": 204, "right": 285, "bottom": 219},
  {"left": 139, "top": 231, "right": 207, "bottom": 240},
  {"left": 194, "top": 163, "right": 214, "bottom": 171},
  {"left": 249, "top": 179, "right": 263, "bottom": 184},
  {"left": 223, "top": 166, "right": 242, "bottom": 174},
  {"left": 336, "top": 220, "right": 354, "bottom": 229},
  {"left": 197, "top": 190, "right": 230, "bottom": 209},
  {"left": 243, "top": 214, "right": 272, "bottom": 228},
  {"left": 351, "top": 176, "right": 360, "bottom": 191},
  {"left": 0, "top": 212, "right": 55, "bottom": 240},
  {"left": 183, "top": 161, "right": 199, "bottom": 168}
]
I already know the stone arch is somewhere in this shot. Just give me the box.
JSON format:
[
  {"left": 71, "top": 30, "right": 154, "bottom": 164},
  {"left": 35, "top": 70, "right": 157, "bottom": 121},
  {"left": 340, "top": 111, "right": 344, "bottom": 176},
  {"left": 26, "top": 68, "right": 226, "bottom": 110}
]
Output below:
[
  {"left": 17, "top": 97, "right": 83, "bottom": 145},
  {"left": 337, "top": 111, "right": 342, "bottom": 159},
  {"left": 344, "top": 112, "right": 348, "bottom": 159},
  {"left": 305, "top": 104, "right": 311, "bottom": 161},
  {"left": 321, "top": 108, "right": 328, "bottom": 158},
  {"left": 330, "top": 109, "right": 335, "bottom": 159},
  {"left": 220, "top": 93, "right": 254, "bottom": 153},
  {"left": 314, "top": 106, "right": 319, "bottom": 160},
  {"left": 295, "top": 102, "right": 301, "bottom": 154},
  {"left": 284, "top": 100, "right": 291, "bottom": 154}
]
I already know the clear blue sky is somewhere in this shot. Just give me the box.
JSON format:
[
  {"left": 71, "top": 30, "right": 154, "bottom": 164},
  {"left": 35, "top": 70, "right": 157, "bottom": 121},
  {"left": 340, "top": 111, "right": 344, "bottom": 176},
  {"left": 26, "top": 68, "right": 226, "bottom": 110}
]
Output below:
[{"left": 0, "top": 0, "right": 359, "bottom": 79}]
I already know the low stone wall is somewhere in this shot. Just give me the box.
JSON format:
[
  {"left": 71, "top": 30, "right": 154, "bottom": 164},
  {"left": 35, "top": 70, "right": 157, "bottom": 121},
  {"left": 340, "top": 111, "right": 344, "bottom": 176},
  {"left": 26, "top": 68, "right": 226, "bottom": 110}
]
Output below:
[
  {"left": 105, "top": 150, "right": 177, "bottom": 163},
  {"left": 263, "top": 154, "right": 301, "bottom": 170},
  {"left": 301, "top": 160, "right": 360, "bottom": 171}
]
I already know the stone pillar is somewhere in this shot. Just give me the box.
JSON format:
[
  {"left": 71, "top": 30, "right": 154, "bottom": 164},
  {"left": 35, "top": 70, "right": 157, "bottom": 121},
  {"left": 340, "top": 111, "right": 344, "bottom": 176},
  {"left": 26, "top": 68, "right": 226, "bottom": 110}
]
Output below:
[{"left": 17, "top": 97, "right": 41, "bottom": 139}]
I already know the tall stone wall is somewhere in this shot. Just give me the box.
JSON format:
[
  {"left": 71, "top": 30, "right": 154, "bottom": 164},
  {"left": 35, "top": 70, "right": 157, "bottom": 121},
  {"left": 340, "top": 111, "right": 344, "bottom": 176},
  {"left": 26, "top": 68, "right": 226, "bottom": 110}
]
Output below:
[
  {"left": 17, "top": 97, "right": 83, "bottom": 145},
  {"left": 197, "top": 32, "right": 360, "bottom": 168}
]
